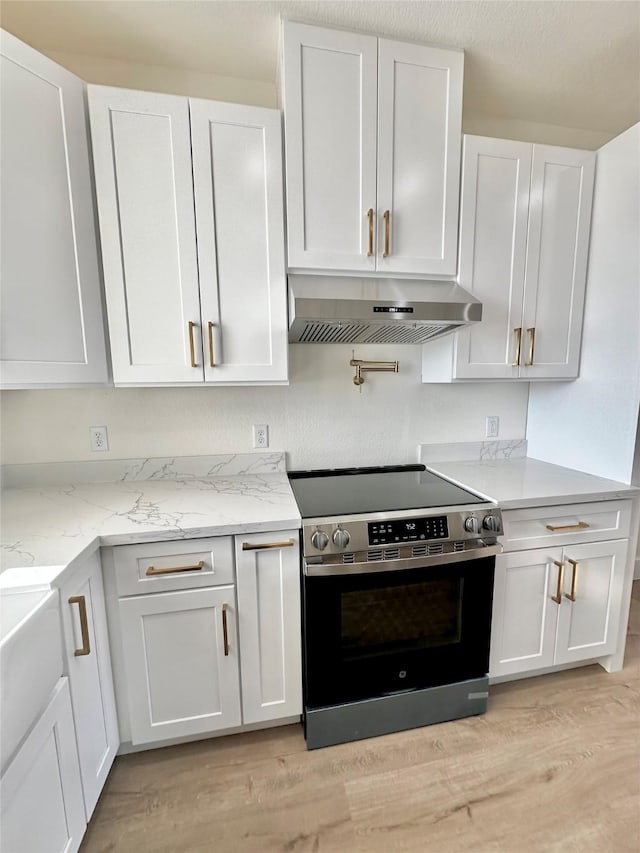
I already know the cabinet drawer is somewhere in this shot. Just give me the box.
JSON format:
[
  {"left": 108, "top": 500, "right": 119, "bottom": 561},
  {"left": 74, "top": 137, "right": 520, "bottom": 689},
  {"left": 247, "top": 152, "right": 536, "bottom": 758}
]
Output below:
[
  {"left": 501, "top": 500, "right": 632, "bottom": 551},
  {"left": 113, "top": 537, "right": 234, "bottom": 596}
]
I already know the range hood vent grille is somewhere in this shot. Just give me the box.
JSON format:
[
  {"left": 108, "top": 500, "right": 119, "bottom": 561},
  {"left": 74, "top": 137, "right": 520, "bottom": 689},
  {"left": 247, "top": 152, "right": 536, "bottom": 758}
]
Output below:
[
  {"left": 298, "top": 321, "right": 457, "bottom": 345},
  {"left": 288, "top": 275, "right": 482, "bottom": 345},
  {"left": 299, "top": 322, "right": 369, "bottom": 344}
]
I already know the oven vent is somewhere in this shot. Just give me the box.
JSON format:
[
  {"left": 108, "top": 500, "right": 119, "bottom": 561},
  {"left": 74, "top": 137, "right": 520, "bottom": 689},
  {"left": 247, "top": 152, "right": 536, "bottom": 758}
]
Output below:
[
  {"left": 453, "top": 541, "right": 465, "bottom": 552},
  {"left": 342, "top": 553, "right": 355, "bottom": 564},
  {"left": 427, "top": 543, "right": 444, "bottom": 556},
  {"left": 367, "top": 548, "right": 400, "bottom": 561},
  {"left": 411, "top": 544, "right": 428, "bottom": 557}
]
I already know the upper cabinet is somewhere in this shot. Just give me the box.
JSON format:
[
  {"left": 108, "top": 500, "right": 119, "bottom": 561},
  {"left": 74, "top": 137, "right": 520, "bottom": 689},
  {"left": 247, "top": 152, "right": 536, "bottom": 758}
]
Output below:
[
  {"left": 88, "top": 86, "right": 288, "bottom": 385},
  {"left": 422, "top": 136, "right": 595, "bottom": 382},
  {"left": 0, "top": 30, "right": 108, "bottom": 388},
  {"left": 281, "top": 22, "right": 463, "bottom": 276}
]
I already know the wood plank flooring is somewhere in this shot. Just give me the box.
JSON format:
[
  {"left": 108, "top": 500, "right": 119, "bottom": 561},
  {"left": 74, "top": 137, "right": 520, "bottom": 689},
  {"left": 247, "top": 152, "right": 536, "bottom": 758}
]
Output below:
[{"left": 81, "top": 583, "right": 640, "bottom": 853}]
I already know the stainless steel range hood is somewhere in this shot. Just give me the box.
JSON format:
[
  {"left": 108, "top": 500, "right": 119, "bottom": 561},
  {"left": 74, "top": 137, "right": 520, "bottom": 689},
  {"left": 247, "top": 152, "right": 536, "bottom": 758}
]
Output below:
[{"left": 288, "top": 275, "right": 482, "bottom": 344}]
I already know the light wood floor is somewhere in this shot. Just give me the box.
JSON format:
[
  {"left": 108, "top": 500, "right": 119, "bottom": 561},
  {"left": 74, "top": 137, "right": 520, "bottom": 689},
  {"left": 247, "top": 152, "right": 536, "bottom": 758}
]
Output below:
[{"left": 82, "top": 583, "right": 640, "bottom": 853}]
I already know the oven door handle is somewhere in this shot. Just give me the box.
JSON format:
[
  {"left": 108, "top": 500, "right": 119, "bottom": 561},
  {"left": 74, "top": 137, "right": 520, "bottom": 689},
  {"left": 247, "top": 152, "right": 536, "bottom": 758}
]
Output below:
[{"left": 303, "top": 542, "right": 503, "bottom": 577}]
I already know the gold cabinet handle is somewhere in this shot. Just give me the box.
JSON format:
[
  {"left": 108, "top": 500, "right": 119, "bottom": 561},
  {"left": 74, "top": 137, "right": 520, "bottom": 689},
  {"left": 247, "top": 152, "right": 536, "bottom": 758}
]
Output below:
[
  {"left": 366, "top": 208, "right": 374, "bottom": 257},
  {"left": 145, "top": 560, "right": 205, "bottom": 576},
  {"left": 383, "top": 210, "right": 390, "bottom": 257},
  {"left": 188, "top": 321, "right": 198, "bottom": 368},
  {"left": 551, "top": 560, "right": 564, "bottom": 605},
  {"left": 524, "top": 327, "right": 536, "bottom": 366},
  {"left": 565, "top": 559, "right": 579, "bottom": 601},
  {"left": 545, "top": 521, "right": 590, "bottom": 533},
  {"left": 222, "top": 603, "right": 230, "bottom": 656},
  {"left": 241, "top": 539, "right": 295, "bottom": 551},
  {"left": 512, "top": 327, "right": 522, "bottom": 366},
  {"left": 68, "top": 596, "right": 91, "bottom": 656},
  {"left": 208, "top": 322, "right": 216, "bottom": 368}
]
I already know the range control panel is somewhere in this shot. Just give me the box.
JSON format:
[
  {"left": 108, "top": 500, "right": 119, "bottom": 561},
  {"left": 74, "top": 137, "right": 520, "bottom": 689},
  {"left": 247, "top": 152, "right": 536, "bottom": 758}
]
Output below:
[{"left": 369, "top": 516, "right": 448, "bottom": 546}]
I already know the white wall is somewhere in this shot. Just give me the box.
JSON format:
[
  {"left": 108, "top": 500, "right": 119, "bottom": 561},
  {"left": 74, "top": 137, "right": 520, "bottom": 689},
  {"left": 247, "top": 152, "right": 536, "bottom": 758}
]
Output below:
[
  {"left": 46, "top": 51, "right": 610, "bottom": 149},
  {"left": 527, "top": 123, "right": 640, "bottom": 483},
  {"left": 0, "top": 345, "right": 529, "bottom": 468},
  {"left": 48, "top": 50, "right": 277, "bottom": 107}
]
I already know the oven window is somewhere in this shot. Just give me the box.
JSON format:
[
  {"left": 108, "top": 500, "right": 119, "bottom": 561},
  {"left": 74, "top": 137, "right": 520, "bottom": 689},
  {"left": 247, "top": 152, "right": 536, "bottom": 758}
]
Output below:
[{"left": 341, "top": 577, "right": 462, "bottom": 661}]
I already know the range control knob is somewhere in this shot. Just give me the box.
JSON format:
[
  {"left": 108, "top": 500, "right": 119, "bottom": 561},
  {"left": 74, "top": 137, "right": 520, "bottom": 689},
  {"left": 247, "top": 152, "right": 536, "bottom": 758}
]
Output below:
[
  {"left": 311, "top": 530, "right": 329, "bottom": 551},
  {"left": 483, "top": 514, "right": 501, "bottom": 533},
  {"left": 332, "top": 528, "right": 351, "bottom": 549},
  {"left": 464, "top": 516, "right": 479, "bottom": 534}
]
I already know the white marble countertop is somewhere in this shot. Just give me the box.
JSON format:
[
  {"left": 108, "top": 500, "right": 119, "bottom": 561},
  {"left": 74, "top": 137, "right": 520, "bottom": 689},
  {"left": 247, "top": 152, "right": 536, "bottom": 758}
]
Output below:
[
  {"left": 0, "top": 454, "right": 301, "bottom": 584},
  {"left": 425, "top": 456, "right": 640, "bottom": 510}
]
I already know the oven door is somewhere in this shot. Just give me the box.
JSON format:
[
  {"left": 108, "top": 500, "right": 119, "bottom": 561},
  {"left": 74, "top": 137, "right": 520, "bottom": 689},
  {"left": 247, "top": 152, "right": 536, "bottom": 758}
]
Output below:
[{"left": 302, "top": 556, "right": 495, "bottom": 709}]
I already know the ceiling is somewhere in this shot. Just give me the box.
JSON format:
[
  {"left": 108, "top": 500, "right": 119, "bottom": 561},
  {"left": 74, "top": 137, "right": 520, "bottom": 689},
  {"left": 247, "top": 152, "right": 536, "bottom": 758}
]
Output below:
[{"left": 1, "top": 0, "right": 639, "bottom": 137}]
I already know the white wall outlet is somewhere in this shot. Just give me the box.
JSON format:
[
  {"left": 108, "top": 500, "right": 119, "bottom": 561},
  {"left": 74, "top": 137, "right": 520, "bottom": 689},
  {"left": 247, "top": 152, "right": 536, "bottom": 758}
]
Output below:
[
  {"left": 90, "top": 426, "right": 109, "bottom": 452},
  {"left": 252, "top": 424, "right": 269, "bottom": 449},
  {"left": 485, "top": 416, "right": 499, "bottom": 438}
]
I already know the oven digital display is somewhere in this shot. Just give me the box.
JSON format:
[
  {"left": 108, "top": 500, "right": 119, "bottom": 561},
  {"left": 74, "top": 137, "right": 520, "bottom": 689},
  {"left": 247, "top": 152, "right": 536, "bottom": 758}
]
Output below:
[{"left": 368, "top": 516, "right": 448, "bottom": 545}]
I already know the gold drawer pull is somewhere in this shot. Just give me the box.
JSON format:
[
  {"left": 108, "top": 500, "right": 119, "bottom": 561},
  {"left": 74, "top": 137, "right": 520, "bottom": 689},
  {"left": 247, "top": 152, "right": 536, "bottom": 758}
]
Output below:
[
  {"left": 145, "top": 560, "right": 205, "bottom": 576},
  {"left": 367, "top": 208, "right": 374, "bottom": 256},
  {"left": 565, "top": 559, "right": 579, "bottom": 601},
  {"left": 512, "top": 327, "right": 522, "bottom": 366},
  {"left": 208, "top": 322, "right": 216, "bottom": 368},
  {"left": 241, "top": 539, "right": 295, "bottom": 551},
  {"left": 68, "top": 596, "right": 91, "bottom": 656},
  {"left": 383, "top": 209, "right": 390, "bottom": 257},
  {"left": 222, "top": 603, "right": 230, "bottom": 656},
  {"left": 551, "top": 560, "right": 564, "bottom": 605},
  {"left": 188, "top": 321, "right": 198, "bottom": 368},
  {"left": 524, "top": 327, "right": 536, "bottom": 366},
  {"left": 545, "top": 521, "right": 590, "bottom": 533}
]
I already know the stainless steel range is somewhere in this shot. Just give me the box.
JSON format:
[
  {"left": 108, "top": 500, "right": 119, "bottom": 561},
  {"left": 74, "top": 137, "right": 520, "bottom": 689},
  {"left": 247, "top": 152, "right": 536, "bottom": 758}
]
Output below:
[{"left": 288, "top": 464, "right": 503, "bottom": 749}]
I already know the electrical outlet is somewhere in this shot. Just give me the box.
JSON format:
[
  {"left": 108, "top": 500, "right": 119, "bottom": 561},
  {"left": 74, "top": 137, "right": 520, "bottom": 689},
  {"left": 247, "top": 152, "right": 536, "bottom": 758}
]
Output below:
[
  {"left": 485, "top": 416, "right": 499, "bottom": 438},
  {"left": 90, "top": 426, "right": 109, "bottom": 452},
  {"left": 252, "top": 424, "right": 269, "bottom": 449}
]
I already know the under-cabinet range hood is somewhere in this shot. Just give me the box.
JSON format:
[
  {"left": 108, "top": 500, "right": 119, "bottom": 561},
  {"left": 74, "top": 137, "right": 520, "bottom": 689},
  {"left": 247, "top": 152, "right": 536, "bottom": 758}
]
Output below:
[{"left": 288, "top": 275, "right": 482, "bottom": 344}]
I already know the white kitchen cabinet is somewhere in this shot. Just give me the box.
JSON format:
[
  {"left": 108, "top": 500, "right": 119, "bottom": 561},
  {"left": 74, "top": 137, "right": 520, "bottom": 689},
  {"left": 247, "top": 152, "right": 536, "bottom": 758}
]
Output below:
[
  {"left": 422, "top": 136, "right": 595, "bottom": 382},
  {"left": 0, "top": 679, "right": 86, "bottom": 853},
  {"left": 88, "top": 86, "right": 287, "bottom": 385},
  {"left": 107, "top": 531, "right": 301, "bottom": 748},
  {"left": 119, "top": 586, "right": 241, "bottom": 744},
  {"left": 490, "top": 516, "right": 628, "bottom": 679},
  {"left": 235, "top": 531, "right": 302, "bottom": 724},
  {"left": 60, "top": 551, "right": 118, "bottom": 819},
  {"left": 282, "top": 22, "right": 463, "bottom": 276},
  {"left": 0, "top": 29, "right": 108, "bottom": 388}
]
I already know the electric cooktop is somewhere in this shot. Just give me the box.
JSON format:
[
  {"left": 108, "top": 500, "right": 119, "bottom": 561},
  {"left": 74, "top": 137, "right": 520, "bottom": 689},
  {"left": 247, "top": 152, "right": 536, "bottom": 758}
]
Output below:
[{"left": 288, "top": 464, "right": 488, "bottom": 519}]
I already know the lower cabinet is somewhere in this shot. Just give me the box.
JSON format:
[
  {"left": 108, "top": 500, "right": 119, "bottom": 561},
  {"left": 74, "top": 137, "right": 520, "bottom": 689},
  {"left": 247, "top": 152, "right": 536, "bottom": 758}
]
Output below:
[
  {"left": 60, "top": 552, "right": 119, "bottom": 818},
  {"left": 120, "top": 585, "right": 242, "bottom": 744},
  {"left": 0, "top": 679, "right": 86, "bottom": 853},
  {"left": 235, "top": 531, "right": 302, "bottom": 724},
  {"left": 110, "top": 530, "right": 302, "bottom": 747},
  {"left": 490, "top": 538, "right": 628, "bottom": 678}
]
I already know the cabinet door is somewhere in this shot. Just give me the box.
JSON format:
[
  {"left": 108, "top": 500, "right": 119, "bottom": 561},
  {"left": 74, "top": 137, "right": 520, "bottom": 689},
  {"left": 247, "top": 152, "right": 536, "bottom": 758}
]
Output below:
[
  {"left": 0, "top": 679, "right": 85, "bottom": 853},
  {"left": 88, "top": 85, "right": 203, "bottom": 384},
  {"left": 119, "top": 586, "right": 241, "bottom": 744},
  {"left": 0, "top": 30, "right": 108, "bottom": 387},
  {"left": 454, "top": 136, "right": 532, "bottom": 379},
  {"left": 377, "top": 40, "right": 463, "bottom": 276},
  {"left": 554, "top": 539, "right": 628, "bottom": 665},
  {"left": 490, "top": 549, "right": 561, "bottom": 678},
  {"left": 282, "top": 22, "right": 377, "bottom": 271},
  {"left": 235, "top": 531, "right": 302, "bottom": 724},
  {"left": 521, "top": 145, "right": 595, "bottom": 379},
  {"left": 190, "top": 100, "right": 288, "bottom": 383},
  {"left": 60, "top": 552, "right": 118, "bottom": 820}
]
